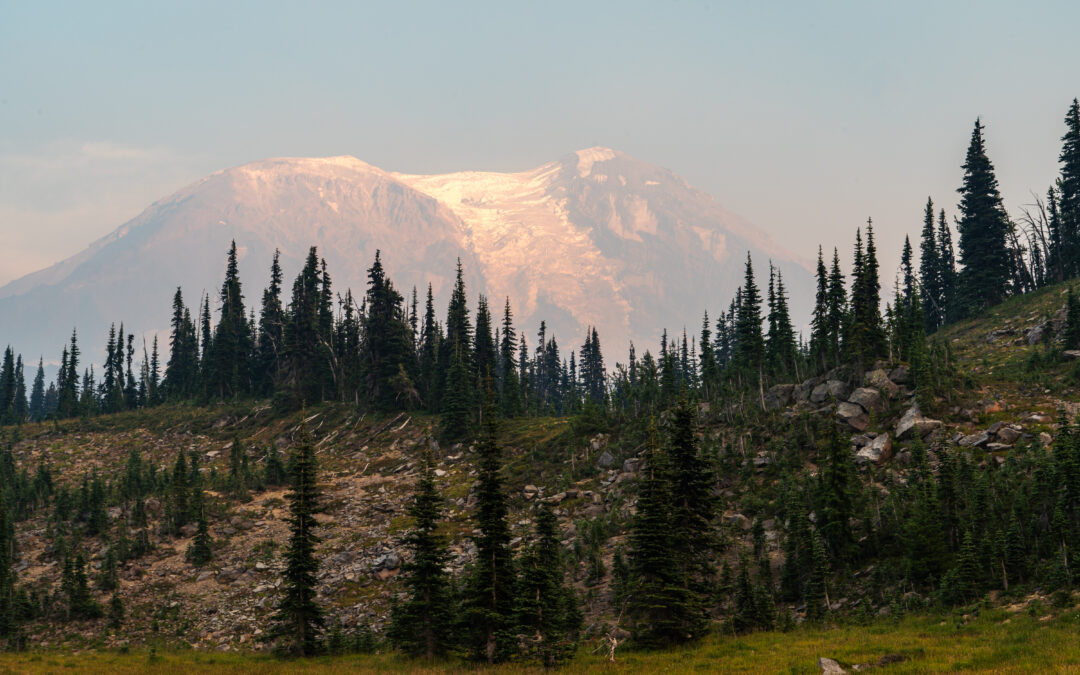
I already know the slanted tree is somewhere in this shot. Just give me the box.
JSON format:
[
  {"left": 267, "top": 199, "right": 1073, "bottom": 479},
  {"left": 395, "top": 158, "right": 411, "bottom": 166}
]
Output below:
[
  {"left": 269, "top": 421, "right": 324, "bottom": 656},
  {"left": 388, "top": 445, "right": 453, "bottom": 660}
]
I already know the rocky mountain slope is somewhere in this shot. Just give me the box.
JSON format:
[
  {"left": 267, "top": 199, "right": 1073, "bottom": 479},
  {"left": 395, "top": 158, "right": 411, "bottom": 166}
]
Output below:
[
  {"left": 6, "top": 283, "right": 1080, "bottom": 653},
  {"left": 0, "top": 149, "right": 811, "bottom": 362}
]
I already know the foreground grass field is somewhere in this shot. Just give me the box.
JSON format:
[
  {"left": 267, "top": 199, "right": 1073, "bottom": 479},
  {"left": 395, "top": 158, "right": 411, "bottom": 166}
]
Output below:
[{"left": 3, "top": 607, "right": 1080, "bottom": 674}]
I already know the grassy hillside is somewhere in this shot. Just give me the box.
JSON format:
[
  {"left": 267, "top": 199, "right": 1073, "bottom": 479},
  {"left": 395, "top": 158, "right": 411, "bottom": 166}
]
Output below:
[{"left": 6, "top": 281, "right": 1080, "bottom": 669}]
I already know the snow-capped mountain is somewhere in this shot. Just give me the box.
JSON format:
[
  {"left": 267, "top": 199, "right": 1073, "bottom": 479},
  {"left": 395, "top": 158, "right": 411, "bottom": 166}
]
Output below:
[{"left": 0, "top": 148, "right": 812, "bottom": 364}]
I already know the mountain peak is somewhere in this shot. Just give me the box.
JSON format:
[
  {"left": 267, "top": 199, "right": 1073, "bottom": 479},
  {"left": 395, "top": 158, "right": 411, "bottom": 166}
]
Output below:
[{"left": 0, "top": 149, "right": 812, "bottom": 363}]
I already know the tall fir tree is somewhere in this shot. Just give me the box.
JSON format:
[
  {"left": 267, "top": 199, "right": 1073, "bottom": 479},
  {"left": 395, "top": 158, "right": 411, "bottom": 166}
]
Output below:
[
  {"left": 270, "top": 421, "right": 324, "bottom": 656},
  {"left": 515, "top": 503, "right": 581, "bottom": 667},
  {"left": 463, "top": 396, "right": 516, "bottom": 663},
  {"left": 1059, "top": 99, "right": 1080, "bottom": 277},
  {"left": 919, "top": 197, "right": 944, "bottom": 331},
  {"left": 733, "top": 253, "right": 764, "bottom": 377},
  {"left": 955, "top": 118, "right": 1013, "bottom": 317},
  {"left": 389, "top": 445, "right": 453, "bottom": 660},
  {"left": 809, "top": 246, "right": 831, "bottom": 372}
]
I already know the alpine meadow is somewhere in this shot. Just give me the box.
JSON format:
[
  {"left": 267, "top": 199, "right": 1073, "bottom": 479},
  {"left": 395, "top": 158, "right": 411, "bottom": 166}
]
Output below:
[{"left": 4, "top": 3, "right": 1080, "bottom": 673}]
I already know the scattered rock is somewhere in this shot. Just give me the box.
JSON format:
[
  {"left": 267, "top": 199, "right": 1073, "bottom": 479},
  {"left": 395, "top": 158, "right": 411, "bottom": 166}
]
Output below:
[
  {"left": 811, "top": 379, "right": 850, "bottom": 404},
  {"left": 818, "top": 657, "right": 847, "bottom": 674},
  {"left": 855, "top": 433, "right": 892, "bottom": 466},
  {"left": 996, "top": 426, "right": 1021, "bottom": 444},
  {"left": 596, "top": 450, "right": 616, "bottom": 470},
  {"left": 837, "top": 402, "right": 870, "bottom": 431},
  {"left": 1063, "top": 350, "right": 1080, "bottom": 360},
  {"left": 958, "top": 431, "right": 990, "bottom": 448},
  {"left": 986, "top": 442, "right": 1012, "bottom": 452},
  {"left": 888, "top": 364, "right": 910, "bottom": 384},
  {"left": 848, "top": 387, "right": 883, "bottom": 414},
  {"left": 863, "top": 369, "right": 900, "bottom": 398},
  {"left": 622, "top": 457, "right": 641, "bottom": 473},
  {"left": 765, "top": 384, "right": 796, "bottom": 409},
  {"left": 1040, "top": 431, "right": 1054, "bottom": 446},
  {"left": 895, "top": 405, "right": 942, "bottom": 439}
]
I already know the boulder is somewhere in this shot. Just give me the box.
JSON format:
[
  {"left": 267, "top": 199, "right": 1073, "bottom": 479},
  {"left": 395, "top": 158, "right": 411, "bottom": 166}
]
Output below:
[
  {"left": 996, "top": 426, "right": 1021, "bottom": 444},
  {"left": 811, "top": 379, "right": 850, "bottom": 403},
  {"left": 1063, "top": 350, "right": 1080, "bottom": 361},
  {"left": 855, "top": 433, "right": 893, "bottom": 466},
  {"left": 765, "top": 384, "right": 796, "bottom": 409},
  {"left": 1040, "top": 431, "right": 1054, "bottom": 446},
  {"left": 986, "top": 442, "right": 1013, "bottom": 452},
  {"left": 1027, "top": 323, "right": 1046, "bottom": 345},
  {"left": 622, "top": 457, "right": 641, "bottom": 473},
  {"left": 596, "top": 450, "right": 616, "bottom": 470},
  {"left": 958, "top": 431, "right": 990, "bottom": 448},
  {"left": 818, "top": 657, "right": 847, "bottom": 674},
  {"left": 863, "top": 369, "right": 900, "bottom": 398},
  {"left": 522, "top": 485, "right": 539, "bottom": 500},
  {"left": 752, "top": 453, "right": 772, "bottom": 468},
  {"left": 895, "top": 405, "right": 942, "bottom": 440},
  {"left": 837, "top": 402, "right": 870, "bottom": 431},
  {"left": 888, "top": 364, "right": 910, "bottom": 384},
  {"left": 793, "top": 382, "right": 814, "bottom": 403},
  {"left": 848, "top": 387, "right": 883, "bottom": 414}
]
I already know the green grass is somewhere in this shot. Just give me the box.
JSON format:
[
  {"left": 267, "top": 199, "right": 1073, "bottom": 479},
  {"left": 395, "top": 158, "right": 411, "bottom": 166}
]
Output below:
[{"left": 5, "top": 610, "right": 1080, "bottom": 673}]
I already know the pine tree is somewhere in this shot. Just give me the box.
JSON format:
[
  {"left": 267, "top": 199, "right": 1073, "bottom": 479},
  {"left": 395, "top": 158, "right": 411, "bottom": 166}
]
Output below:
[
  {"left": 165, "top": 287, "right": 198, "bottom": 399},
  {"left": 498, "top": 298, "right": 521, "bottom": 417},
  {"left": 1059, "top": 99, "right": 1080, "bottom": 277},
  {"left": 938, "top": 209, "right": 958, "bottom": 323},
  {"left": 28, "top": 358, "right": 45, "bottom": 421},
  {"left": 463, "top": 397, "right": 516, "bottom": 663},
  {"left": 826, "top": 248, "right": 847, "bottom": 368},
  {"left": 362, "top": 251, "right": 418, "bottom": 410},
  {"left": 281, "top": 248, "right": 327, "bottom": 406},
  {"left": 269, "top": 421, "right": 324, "bottom": 656},
  {"left": 809, "top": 247, "right": 830, "bottom": 372},
  {"left": 0, "top": 490, "right": 16, "bottom": 639},
  {"left": 515, "top": 503, "right": 581, "bottom": 667},
  {"left": 919, "top": 197, "right": 944, "bottom": 331},
  {"left": 766, "top": 271, "right": 798, "bottom": 377},
  {"left": 389, "top": 446, "right": 453, "bottom": 660},
  {"left": 207, "top": 241, "right": 252, "bottom": 399},
  {"left": 817, "top": 424, "right": 857, "bottom": 561},
  {"left": 256, "top": 250, "right": 286, "bottom": 396},
  {"left": 847, "top": 221, "right": 887, "bottom": 366},
  {"left": 733, "top": 253, "right": 765, "bottom": 376},
  {"left": 627, "top": 421, "right": 699, "bottom": 648},
  {"left": 1065, "top": 287, "right": 1080, "bottom": 350},
  {"left": 186, "top": 500, "right": 213, "bottom": 567},
  {"left": 956, "top": 119, "right": 1013, "bottom": 317},
  {"left": 440, "top": 345, "right": 471, "bottom": 441},
  {"left": 804, "top": 533, "right": 829, "bottom": 621}
]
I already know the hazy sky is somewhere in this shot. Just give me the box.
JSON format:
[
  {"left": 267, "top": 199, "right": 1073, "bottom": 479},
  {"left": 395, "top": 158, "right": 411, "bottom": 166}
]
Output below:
[{"left": 2, "top": 0, "right": 1079, "bottom": 288}]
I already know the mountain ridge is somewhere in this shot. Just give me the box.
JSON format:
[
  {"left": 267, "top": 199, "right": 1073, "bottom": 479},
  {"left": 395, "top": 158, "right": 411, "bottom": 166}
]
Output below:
[{"left": 0, "top": 148, "right": 812, "bottom": 362}]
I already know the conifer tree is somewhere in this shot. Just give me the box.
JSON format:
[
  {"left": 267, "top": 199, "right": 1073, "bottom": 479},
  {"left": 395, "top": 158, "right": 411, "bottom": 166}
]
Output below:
[
  {"left": 627, "top": 421, "right": 699, "bottom": 648},
  {"left": 804, "top": 533, "right": 828, "bottom": 621},
  {"left": 766, "top": 271, "right": 798, "bottom": 377},
  {"left": 919, "top": 198, "right": 944, "bottom": 330},
  {"left": 938, "top": 209, "right": 958, "bottom": 321},
  {"left": 809, "top": 247, "right": 830, "bottom": 372},
  {"left": 207, "top": 241, "right": 252, "bottom": 399},
  {"left": 515, "top": 503, "right": 581, "bottom": 667},
  {"left": 165, "top": 288, "right": 198, "bottom": 399},
  {"left": 733, "top": 253, "right": 764, "bottom": 376},
  {"left": 498, "top": 298, "right": 521, "bottom": 417},
  {"left": 362, "top": 251, "right": 418, "bottom": 410},
  {"left": 826, "top": 249, "right": 847, "bottom": 368},
  {"left": 463, "top": 396, "right": 515, "bottom": 663},
  {"left": 256, "top": 250, "right": 286, "bottom": 396},
  {"left": 270, "top": 422, "right": 324, "bottom": 656},
  {"left": 186, "top": 499, "right": 213, "bottom": 567},
  {"left": 847, "top": 221, "right": 887, "bottom": 366},
  {"left": 389, "top": 445, "right": 453, "bottom": 660},
  {"left": 1059, "top": 99, "right": 1080, "bottom": 276},
  {"left": 28, "top": 358, "right": 45, "bottom": 422},
  {"left": 0, "top": 490, "right": 15, "bottom": 639},
  {"left": 817, "top": 424, "right": 857, "bottom": 561},
  {"left": 956, "top": 119, "right": 1013, "bottom": 317}
]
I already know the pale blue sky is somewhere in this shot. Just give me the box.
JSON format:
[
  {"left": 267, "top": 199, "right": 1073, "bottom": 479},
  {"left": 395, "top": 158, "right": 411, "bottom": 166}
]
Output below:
[{"left": 2, "top": 0, "right": 1078, "bottom": 286}]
